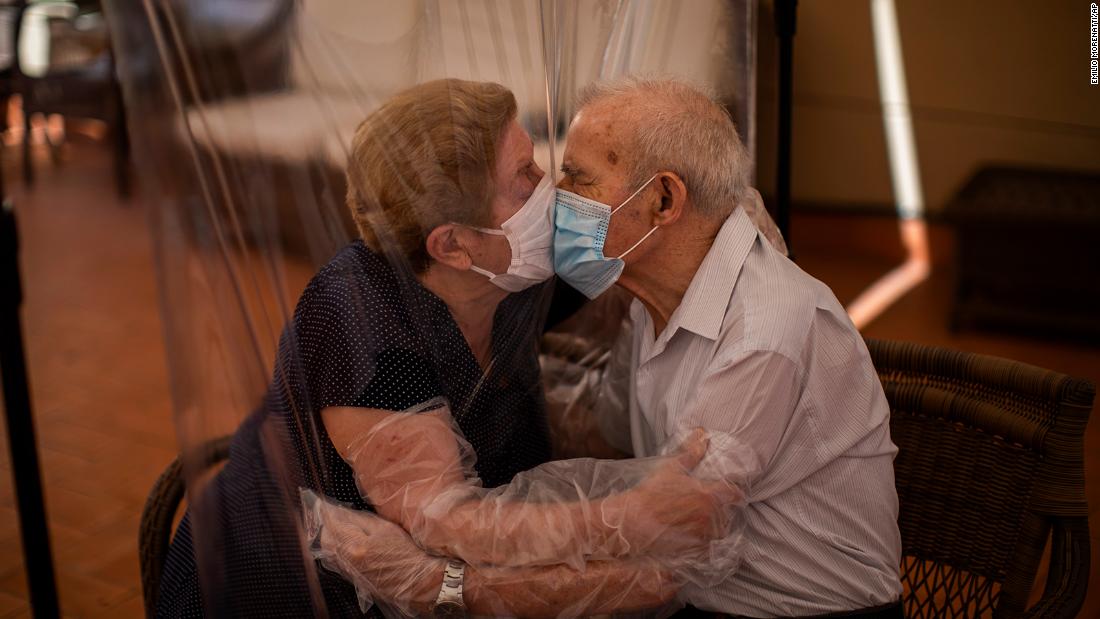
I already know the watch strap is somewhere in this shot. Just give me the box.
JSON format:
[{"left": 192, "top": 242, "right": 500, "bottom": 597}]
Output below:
[{"left": 433, "top": 559, "right": 466, "bottom": 611}]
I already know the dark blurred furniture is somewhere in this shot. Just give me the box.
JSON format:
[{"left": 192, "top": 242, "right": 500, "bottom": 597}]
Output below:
[
  {"left": 12, "top": 0, "right": 130, "bottom": 196},
  {"left": 867, "top": 338, "right": 1093, "bottom": 618},
  {"left": 138, "top": 435, "right": 231, "bottom": 619},
  {"left": 0, "top": 3, "right": 19, "bottom": 136},
  {"left": 129, "top": 0, "right": 345, "bottom": 257},
  {"left": 945, "top": 166, "right": 1100, "bottom": 341}
]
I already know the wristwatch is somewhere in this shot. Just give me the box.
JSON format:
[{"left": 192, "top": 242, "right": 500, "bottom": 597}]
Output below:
[{"left": 431, "top": 559, "right": 466, "bottom": 618}]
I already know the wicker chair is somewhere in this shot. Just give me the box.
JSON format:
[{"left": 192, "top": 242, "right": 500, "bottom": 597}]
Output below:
[
  {"left": 138, "top": 435, "right": 232, "bottom": 618},
  {"left": 866, "top": 338, "right": 1093, "bottom": 618}
]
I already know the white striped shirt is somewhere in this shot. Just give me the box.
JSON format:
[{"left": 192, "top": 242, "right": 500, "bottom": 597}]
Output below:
[{"left": 626, "top": 206, "right": 903, "bottom": 616}]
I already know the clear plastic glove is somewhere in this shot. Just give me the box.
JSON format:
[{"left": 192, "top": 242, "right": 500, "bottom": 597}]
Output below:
[
  {"left": 597, "top": 430, "right": 743, "bottom": 565},
  {"left": 303, "top": 489, "right": 683, "bottom": 619},
  {"left": 342, "top": 402, "right": 744, "bottom": 572},
  {"left": 302, "top": 489, "right": 445, "bottom": 617}
]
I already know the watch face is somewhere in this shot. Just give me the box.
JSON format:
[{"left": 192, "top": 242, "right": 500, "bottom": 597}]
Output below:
[{"left": 432, "top": 601, "right": 465, "bottom": 619}]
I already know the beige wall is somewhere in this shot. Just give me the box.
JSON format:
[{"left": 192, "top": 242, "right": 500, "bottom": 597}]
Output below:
[{"left": 756, "top": 0, "right": 1100, "bottom": 214}]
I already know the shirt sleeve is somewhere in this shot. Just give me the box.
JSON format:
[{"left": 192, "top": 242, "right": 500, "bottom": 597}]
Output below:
[
  {"left": 354, "top": 346, "right": 442, "bottom": 412},
  {"left": 669, "top": 349, "right": 805, "bottom": 489}
]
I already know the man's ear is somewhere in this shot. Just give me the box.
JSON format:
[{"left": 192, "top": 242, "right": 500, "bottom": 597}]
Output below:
[
  {"left": 425, "top": 224, "right": 473, "bottom": 271},
  {"left": 652, "top": 171, "right": 688, "bottom": 226}
]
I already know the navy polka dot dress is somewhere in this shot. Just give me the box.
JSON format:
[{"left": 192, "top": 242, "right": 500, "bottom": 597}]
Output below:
[{"left": 157, "top": 241, "right": 554, "bottom": 618}]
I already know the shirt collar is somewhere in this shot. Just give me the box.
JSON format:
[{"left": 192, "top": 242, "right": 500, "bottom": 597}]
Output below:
[{"left": 662, "top": 206, "right": 759, "bottom": 343}]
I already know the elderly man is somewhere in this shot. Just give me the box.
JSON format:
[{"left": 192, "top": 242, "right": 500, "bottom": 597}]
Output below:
[{"left": 552, "top": 77, "right": 903, "bottom": 617}]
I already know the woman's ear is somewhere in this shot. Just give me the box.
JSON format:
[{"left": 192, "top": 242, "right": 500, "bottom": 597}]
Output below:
[
  {"left": 653, "top": 171, "right": 688, "bottom": 226},
  {"left": 425, "top": 224, "right": 473, "bottom": 270}
]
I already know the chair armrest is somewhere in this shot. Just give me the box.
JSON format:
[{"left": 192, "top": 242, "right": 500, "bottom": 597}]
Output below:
[
  {"left": 138, "top": 434, "right": 233, "bottom": 617},
  {"left": 1023, "top": 516, "right": 1090, "bottom": 618}
]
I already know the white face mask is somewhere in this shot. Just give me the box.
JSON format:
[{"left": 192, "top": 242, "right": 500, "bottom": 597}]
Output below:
[{"left": 466, "top": 174, "right": 555, "bottom": 292}]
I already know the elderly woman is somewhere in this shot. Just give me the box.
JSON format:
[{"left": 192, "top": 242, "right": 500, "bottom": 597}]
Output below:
[{"left": 157, "top": 79, "right": 735, "bottom": 619}]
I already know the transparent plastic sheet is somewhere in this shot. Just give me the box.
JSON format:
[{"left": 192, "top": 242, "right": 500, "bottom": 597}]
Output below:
[{"left": 104, "top": 1, "right": 761, "bottom": 617}]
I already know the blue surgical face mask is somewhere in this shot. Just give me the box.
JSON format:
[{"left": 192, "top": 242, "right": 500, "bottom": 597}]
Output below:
[{"left": 552, "top": 175, "right": 659, "bottom": 299}]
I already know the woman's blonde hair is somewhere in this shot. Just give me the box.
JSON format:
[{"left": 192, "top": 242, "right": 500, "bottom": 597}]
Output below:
[{"left": 346, "top": 79, "right": 518, "bottom": 272}]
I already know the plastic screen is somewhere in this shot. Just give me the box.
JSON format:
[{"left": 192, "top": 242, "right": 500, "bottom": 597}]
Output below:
[{"left": 104, "top": 1, "right": 761, "bottom": 617}]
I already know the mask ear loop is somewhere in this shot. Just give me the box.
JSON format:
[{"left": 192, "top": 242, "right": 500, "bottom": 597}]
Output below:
[
  {"left": 610, "top": 174, "right": 661, "bottom": 259},
  {"left": 446, "top": 222, "right": 505, "bottom": 277},
  {"left": 469, "top": 264, "right": 499, "bottom": 279},
  {"left": 616, "top": 225, "right": 660, "bottom": 259},
  {"left": 447, "top": 219, "right": 508, "bottom": 236},
  {"left": 610, "top": 174, "right": 659, "bottom": 215},
  {"left": 467, "top": 226, "right": 507, "bottom": 236}
]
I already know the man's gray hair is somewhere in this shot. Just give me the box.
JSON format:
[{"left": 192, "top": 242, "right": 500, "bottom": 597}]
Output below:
[{"left": 575, "top": 76, "right": 751, "bottom": 219}]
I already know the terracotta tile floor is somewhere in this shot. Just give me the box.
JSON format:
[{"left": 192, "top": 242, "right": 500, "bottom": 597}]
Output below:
[
  {"left": 0, "top": 136, "right": 177, "bottom": 618},
  {"left": 0, "top": 136, "right": 1097, "bottom": 617}
]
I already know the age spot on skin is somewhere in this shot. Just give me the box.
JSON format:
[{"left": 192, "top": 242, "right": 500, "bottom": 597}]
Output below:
[{"left": 607, "top": 150, "right": 618, "bottom": 165}]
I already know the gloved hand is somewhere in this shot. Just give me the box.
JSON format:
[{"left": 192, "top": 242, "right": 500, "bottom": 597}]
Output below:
[
  {"left": 596, "top": 429, "right": 745, "bottom": 585},
  {"left": 302, "top": 489, "right": 445, "bottom": 617}
]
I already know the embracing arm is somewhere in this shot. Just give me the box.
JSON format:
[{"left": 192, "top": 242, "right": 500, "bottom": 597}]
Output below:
[
  {"left": 305, "top": 489, "right": 676, "bottom": 619},
  {"left": 322, "top": 405, "right": 733, "bottom": 569},
  {"left": 468, "top": 558, "right": 674, "bottom": 618}
]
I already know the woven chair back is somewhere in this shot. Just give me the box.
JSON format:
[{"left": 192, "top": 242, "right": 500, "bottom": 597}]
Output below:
[{"left": 866, "top": 338, "right": 1093, "bottom": 618}]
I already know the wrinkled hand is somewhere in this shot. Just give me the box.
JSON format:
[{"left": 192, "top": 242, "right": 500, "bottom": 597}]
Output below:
[
  {"left": 302, "top": 489, "right": 445, "bottom": 616},
  {"left": 603, "top": 429, "right": 743, "bottom": 559}
]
